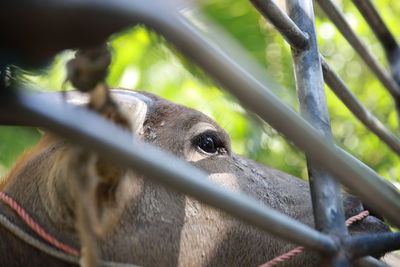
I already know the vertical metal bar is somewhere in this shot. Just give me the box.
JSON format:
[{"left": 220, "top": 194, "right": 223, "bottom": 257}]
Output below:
[
  {"left": 245, "top": 0, "right": 400, "bottom": 155},
  {"left": 285, "top": 0, "right": 348, "bottom": 265},
  {"left": 158, "top": 8, "right": 400, "bottom": 227},
  {"left": 2, "top": 0, "right": 400, "bottom": 226}
]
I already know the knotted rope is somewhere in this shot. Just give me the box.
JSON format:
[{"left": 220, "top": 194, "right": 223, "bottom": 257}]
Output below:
[{"left": 65, "top": 43, "right": 131, "bottom": 267}]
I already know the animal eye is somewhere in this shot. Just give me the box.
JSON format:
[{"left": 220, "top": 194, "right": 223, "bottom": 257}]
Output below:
[
  {"left": 192, "top": 131, "right": 227, "bottom": 156},
  {"left": 198, "top": 135, "right": 217, "bottom": 154}
]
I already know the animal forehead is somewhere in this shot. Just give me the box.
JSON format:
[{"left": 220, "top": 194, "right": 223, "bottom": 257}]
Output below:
[
  {"left": 112, "top": 90, "right": 230, "bottom": 149},
  {"left": 60, "top": 88, "right": 225, "bottom": 133},
  {"left": 144, "top": 95, "right": 222, "bottom": 131}
]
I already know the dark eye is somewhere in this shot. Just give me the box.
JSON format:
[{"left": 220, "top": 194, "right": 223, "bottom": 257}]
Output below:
[
  {"left": 198, "top": 135, "right": 217, "bottom": 154},
  {"left": 192, "top": 130, "right": 228, "bottom": 156}
]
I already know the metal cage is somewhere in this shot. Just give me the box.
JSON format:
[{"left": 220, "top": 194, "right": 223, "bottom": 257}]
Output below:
[{"left": 1, "top": 0, "right": 400, "bottom": 266}]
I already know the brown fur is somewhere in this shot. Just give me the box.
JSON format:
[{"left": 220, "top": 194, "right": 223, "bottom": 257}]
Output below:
[
  {"left": 0, "top": 90, "right": 390, "bottom": 267},
  {"left": 0, "top": 134, "right": 57, "bottom": 191}
]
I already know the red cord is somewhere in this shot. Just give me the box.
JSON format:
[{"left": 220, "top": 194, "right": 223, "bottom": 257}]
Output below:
[
  {"left": 0, "top": 191, "right": 372, "bottom": 264},
  {"left": 345, "top": 210, "right": 369, "bottom": 226},
  {"left": 0, "top": 192, "right": 80, "bottom": 256},
  {"left": 259, "top": 210, "right": 370, "bottom": 267}
]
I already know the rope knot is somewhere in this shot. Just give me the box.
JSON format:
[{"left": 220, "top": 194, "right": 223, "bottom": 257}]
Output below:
[{"left": 66, "top": 43, "right": 111, "bottom": 93}]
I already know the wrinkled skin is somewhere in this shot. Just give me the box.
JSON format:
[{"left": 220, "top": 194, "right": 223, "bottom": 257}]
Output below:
[{"left": 0, "top": 89, "right": 390, "bottom": 266}]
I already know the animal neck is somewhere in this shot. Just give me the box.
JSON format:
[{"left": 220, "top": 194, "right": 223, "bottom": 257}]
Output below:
[{"left": 2, "top": 137, "right": 79, "bottom": 246}]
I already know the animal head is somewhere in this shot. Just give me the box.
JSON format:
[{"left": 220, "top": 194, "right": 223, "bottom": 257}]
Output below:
[{"left": 0, "top": 89, "right": 390, "bottom": 266}]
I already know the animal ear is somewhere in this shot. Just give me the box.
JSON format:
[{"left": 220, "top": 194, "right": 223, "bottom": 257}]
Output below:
[
  {"left": 43, "top": 90, "right": 150, "bottom": 233},
  {"left": 45, "top": 89, "right": 151, "bottom": 136}
]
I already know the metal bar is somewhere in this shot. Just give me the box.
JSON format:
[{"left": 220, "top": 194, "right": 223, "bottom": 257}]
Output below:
[
  {"left": 155, "top": 10, "right": 400, "bottom": 228},
  {"left": 345, "top": 232, "right": 400, "bottom": 259},
  {"left": 247, "top": 0, "right": 400, "bottom": 155},
  {"left": 248, "top": 0, "right": 309, "bottom": 50},
  {"left": 316, "top": 0, "right": 400, "bottom": 108},
  {"left": 286, "top": 0, "right": 348, "bottom": 265},
  {"left": 2, "top": 0, "right": 400, "bottom": 244},
  {"left": 352, "top": 0, "right": 400, "bottom": 119},
  {"left": 352, "top": 0, "right": 398, "bottom": 55},
  {"left": 321, "top": 56, "right": 400, "bottom": 155},
  {"left": 3, "top": 0, "right": 400, "bottom": 228},
  {"left": 0, "top": 89, "right": 338, "bottom": 255},
  {"left": 354, "top": 256, "right": 390, "bottom": 267}
]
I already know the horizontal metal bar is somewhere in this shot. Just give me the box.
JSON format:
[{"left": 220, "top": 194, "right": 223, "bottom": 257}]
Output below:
[
  {"left": 353, "top": 256, "right": 390, "bottom": 267},
  {"left": 345, "top": 232, "right": 400, "bottom": 259},
  {"left": 316, "top": 0, "right": 400, "bottom": 100},
  {"left": 0, "top": 89, "right": 338, "bottom": 255},
  {"left": 248, "top": 0, "right": 309, "bottom": 50},
  {"left": 156, "top": 10, "right": 400, "bottom": 227},
  {"left": 352, "top": 0, "right": 398, "bottom": 54},
  {"left": 3, "top": 0, "right": 400, "bottom": 243},
  {"left": 4, "top": 0, "right": 400, "bottom": 227},
  {"left": 321, "top": 56, "right": 400, "bottom": 155}
]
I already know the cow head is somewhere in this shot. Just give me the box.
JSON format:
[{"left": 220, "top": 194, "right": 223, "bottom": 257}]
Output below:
[{"left": 0, "top": 89, "right": 390, "bottom": 266}]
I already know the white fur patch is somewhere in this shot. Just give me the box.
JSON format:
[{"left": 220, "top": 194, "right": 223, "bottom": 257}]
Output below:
[
  {"left": 110, "top": 90, "right": 152, "bottom": 137},
  {"left": 60, "top": 89, "right": 152, "bottom": 137}
]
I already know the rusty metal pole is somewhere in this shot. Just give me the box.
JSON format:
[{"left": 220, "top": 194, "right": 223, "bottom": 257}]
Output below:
[{"left": 285, "top": 0, "right": 349, "bottom": 265}]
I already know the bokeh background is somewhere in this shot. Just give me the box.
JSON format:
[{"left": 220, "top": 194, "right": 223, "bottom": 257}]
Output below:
[{"left": 1, "top": 0, "right": 399, "bottom": 189}]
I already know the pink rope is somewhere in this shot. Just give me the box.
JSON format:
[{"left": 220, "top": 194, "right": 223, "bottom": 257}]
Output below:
[
  {"left": 0, "top": 192, "right": 80, "bottom": 256},
  {"left": 0, "top": 190, "right": 372, "bottom": 264},
  {"left": 345, "top": 210, "right": 369, "bottom": 226},
  {"left": 259, "top": 210, "right": 370, "bottom": 267}
]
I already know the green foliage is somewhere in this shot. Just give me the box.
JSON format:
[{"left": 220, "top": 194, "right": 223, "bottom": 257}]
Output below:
[
  {"left": 0, "top": 127, "right": 41, "bottom": 176},
  {"left": 1, "top": 0, "right": 399, "bottom": 189}
]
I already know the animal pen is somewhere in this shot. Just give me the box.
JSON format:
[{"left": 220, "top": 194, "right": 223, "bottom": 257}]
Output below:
[{"left": 1, "top": 0, "right": 400, "bottom": 266}]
